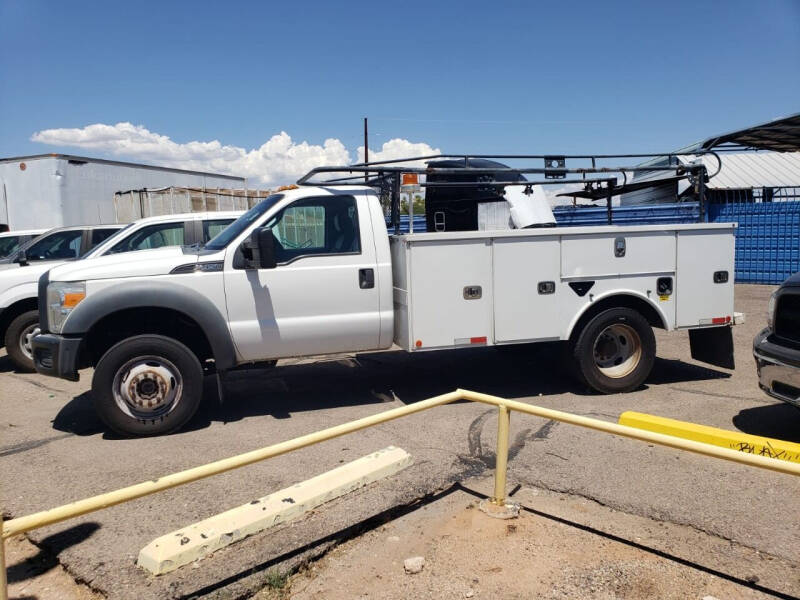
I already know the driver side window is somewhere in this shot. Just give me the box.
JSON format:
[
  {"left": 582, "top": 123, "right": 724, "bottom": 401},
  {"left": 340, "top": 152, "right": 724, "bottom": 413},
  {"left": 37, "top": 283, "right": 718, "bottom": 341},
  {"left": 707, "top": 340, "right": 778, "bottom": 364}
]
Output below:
[{"left": 265, "top": 195, "right": 360, "bottom": 264}]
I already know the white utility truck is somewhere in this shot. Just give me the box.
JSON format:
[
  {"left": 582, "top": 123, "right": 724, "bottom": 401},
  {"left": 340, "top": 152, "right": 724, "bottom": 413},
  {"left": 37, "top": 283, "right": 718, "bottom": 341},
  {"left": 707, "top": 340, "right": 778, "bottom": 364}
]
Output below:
[{"left": 32, "top": 153, "right": 738, "bottom": 437}]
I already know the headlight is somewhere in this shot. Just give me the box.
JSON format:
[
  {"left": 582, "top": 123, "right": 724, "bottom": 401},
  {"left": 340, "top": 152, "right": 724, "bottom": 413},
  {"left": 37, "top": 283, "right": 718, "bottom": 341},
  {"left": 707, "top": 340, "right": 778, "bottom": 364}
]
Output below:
[
  {"left": 767, "top": 291, "right": 777, "bottom": 330},
  {"left": 47, "top": 281, "right": 86, "bottom": 334}
]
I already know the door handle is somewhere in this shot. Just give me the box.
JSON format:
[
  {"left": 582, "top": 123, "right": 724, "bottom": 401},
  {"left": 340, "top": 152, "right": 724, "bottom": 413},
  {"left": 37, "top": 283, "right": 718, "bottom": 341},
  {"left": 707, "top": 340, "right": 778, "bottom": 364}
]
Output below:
[{"left": 359, "top": 268, "right": 375, "bottom": 289}]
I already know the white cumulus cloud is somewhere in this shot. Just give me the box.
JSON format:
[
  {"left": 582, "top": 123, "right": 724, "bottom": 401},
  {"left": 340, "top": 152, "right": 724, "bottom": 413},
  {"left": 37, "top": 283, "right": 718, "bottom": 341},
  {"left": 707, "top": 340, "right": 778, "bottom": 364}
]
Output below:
[
  {"left": 356, "top": 138, "right": 440, "bottom": 166},
  {"left": 31, "top": 122, "right": 440, "bottom": 188}
]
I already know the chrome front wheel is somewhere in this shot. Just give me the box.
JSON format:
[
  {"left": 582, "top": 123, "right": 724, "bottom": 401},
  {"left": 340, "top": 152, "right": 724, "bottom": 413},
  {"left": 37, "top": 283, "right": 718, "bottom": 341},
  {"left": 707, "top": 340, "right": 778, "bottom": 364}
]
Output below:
[
  {"left": 112, "top": 355, "right": 184, "bottom": 420},
  {"left": 93, "top": 335, "right": 203, "bottom": 437}
]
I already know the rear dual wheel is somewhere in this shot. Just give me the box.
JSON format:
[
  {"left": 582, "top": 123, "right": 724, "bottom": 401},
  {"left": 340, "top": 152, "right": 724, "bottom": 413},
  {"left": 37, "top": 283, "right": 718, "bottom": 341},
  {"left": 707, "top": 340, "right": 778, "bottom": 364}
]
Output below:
[{"left": 571, "top": 307, "right": 656, "bottom": 394}]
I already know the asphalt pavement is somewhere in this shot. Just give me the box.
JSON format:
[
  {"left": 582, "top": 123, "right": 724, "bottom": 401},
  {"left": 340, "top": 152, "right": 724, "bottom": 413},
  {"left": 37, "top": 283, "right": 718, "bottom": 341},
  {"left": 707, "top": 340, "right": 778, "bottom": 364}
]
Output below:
[{"left": 1, "top": 283, "right": 798, "bottom": 599}]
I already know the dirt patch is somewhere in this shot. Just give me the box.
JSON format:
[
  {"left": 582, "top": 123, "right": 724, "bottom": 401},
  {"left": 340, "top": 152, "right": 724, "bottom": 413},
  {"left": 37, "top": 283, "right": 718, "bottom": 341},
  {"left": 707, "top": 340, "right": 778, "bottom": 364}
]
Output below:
[
  {"left": 266, "top": 482, "right": 798, "bottom": 600},
  {"left": 5, "top": 534, "right": 103, "bottom": 600}
]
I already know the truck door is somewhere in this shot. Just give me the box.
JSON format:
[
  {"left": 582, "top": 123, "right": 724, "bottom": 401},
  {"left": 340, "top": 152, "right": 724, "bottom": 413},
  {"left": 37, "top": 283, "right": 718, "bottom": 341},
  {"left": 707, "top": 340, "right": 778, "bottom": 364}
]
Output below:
[{"left": 224, "top": 193, "right": 382, "bottom": 361}]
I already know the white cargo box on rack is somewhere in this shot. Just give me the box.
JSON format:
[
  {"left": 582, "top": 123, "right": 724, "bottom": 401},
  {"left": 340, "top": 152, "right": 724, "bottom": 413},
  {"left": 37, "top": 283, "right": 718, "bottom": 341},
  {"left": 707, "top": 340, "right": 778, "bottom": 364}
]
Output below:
[{"left": 389, "top": 222, "right": 736, "bottom": 351}]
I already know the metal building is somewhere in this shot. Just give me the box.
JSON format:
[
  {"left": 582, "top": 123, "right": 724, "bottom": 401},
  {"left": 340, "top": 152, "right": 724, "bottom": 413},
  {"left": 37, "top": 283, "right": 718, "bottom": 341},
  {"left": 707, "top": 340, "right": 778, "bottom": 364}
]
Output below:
[
  {"left": 621, "top": 114, "right": 800, "bottom": 206},
  {"left": 0, "top": 154, "right": 244, "bottom": 231}
]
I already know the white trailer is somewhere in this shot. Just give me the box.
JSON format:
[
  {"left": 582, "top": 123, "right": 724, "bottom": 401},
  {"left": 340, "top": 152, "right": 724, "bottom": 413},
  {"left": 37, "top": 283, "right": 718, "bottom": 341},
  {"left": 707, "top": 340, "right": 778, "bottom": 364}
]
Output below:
[{"left": 0, "top": 154, "right": 245, "bottom": 230}]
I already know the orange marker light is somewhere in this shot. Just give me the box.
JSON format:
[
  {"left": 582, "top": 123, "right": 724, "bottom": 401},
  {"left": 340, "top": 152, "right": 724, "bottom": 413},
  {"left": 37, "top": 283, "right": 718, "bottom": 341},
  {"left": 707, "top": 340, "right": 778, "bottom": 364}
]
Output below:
[
  {"left": 63, "top": 292, "right": 85, "bottom": 308},
  {"left": 415, "top": 340, "right": 422, "bottom": 348}
]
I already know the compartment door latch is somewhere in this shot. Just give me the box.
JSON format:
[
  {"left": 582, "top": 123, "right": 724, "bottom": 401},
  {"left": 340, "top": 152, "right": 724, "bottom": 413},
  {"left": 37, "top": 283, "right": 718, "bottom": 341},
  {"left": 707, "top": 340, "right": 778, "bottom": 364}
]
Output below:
[{"left": 614, "top": 237, "right": 626, "bottom": 257}]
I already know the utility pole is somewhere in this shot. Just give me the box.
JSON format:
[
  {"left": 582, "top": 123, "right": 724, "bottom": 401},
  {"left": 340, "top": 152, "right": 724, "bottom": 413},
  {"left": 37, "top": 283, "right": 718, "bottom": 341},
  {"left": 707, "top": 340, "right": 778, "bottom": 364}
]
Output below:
[{"left": 363, "top": 117, "right": 369, "bottom": 183}]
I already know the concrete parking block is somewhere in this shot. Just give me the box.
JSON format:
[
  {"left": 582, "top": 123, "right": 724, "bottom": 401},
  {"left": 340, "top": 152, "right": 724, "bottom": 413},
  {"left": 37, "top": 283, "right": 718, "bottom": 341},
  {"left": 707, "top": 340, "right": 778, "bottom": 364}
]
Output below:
[{"left": 137, "top": 446, "right": 412, "bottom": 575}]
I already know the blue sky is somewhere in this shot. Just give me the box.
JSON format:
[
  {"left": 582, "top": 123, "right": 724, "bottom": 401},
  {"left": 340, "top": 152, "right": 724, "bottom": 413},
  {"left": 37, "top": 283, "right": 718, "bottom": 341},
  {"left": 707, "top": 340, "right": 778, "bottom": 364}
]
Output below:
[{"left": 1, "top": 0, "right": 798, "bottom": 185}]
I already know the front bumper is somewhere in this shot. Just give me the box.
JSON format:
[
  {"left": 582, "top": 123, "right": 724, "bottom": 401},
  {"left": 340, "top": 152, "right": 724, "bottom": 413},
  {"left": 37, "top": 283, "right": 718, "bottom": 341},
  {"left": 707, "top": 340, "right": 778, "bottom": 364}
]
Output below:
[
  {"left": 753, "top": 327, "right": 800, "bottom": 409},
  {"left": 31, "top": 333, "right": 82, "bottom": 381}
]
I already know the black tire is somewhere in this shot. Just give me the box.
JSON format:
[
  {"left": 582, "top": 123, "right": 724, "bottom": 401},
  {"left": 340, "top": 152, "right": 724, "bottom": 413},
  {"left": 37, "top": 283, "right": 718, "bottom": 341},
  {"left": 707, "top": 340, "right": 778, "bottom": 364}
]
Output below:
[
  {"left": 571, "top": 307, "right": 656, "bottom": 394},
  {"left": 92, "top": 335, "right": 203, "bottom": 437},
  {"left": 5, "top": 309, "right": 40, "bottom": 372}
]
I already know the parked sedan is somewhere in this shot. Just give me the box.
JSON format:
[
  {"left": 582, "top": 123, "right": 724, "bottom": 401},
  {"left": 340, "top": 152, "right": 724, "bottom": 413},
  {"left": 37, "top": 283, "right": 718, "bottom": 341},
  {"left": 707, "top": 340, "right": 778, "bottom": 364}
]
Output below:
[{"left": 753, "top": 273, "right": 800, "bottom": 409}]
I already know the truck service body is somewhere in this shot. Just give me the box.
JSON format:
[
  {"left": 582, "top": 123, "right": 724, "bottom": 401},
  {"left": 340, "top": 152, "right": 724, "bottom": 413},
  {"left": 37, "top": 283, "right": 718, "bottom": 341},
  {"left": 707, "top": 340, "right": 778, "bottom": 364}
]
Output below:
[{"left": 31, "top": 154, "right": 739, "bottom": 436}]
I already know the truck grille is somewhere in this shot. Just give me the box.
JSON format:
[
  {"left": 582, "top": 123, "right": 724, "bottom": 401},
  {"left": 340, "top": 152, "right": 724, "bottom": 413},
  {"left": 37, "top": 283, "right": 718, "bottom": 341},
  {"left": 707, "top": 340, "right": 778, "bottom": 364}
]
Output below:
[{"left": 775, "top": 292, "right": 800, "bottom": 344}]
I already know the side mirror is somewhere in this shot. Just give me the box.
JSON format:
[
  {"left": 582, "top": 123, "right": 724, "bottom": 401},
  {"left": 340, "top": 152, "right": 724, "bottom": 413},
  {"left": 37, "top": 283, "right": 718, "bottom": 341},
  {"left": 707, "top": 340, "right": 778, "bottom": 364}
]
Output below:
[
  {"left": 15, "top": 249, "right": 28, "bottom": 266},
  {"left": 243, "top": 227, "right": 277, "bottom": 269}
]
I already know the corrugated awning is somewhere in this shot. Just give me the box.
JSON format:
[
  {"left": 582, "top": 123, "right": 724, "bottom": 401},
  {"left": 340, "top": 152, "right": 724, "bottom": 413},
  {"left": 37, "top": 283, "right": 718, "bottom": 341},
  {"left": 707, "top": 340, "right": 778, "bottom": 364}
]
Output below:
[{"left": 699, "top": 113, "right": 800, "bottom": 152}]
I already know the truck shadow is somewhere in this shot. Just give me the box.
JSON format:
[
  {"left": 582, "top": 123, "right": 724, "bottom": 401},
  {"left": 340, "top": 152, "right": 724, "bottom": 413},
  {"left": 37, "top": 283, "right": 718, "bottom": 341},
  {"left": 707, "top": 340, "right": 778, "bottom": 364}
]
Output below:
[
  {"left": 0, "top": 353, "right": 21, "bottom": 374},
  {"left": 732, "top": 402, "right": 800, "bottom": 443},
  {"left": 52, "top": 344, "right": 733, "bottom": 438},
  {"left": 5, "top": 522, "right": 100, "bottom": 585}
]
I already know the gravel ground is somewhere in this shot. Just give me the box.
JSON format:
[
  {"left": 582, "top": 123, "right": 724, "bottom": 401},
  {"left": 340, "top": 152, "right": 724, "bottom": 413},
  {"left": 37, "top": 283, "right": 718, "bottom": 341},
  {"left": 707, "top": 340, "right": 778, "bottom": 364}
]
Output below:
[{"left": 277, "top": 479, "right": 799, "bottom": 600}]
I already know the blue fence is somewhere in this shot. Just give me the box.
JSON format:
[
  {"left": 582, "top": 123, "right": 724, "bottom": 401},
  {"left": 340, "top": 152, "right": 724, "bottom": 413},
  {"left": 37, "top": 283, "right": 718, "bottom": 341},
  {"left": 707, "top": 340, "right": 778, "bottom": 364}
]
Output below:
[
  {"left": 387, "top": 203, "right": 699, "bottom": 233},
  {"left": 388, "top": 215, "right": 428, "bottom": 233},
  {"left": 709, "top": 195, "right": 800, "bottom": 284},
  {"left": 552, "top": 202, "right": 700, "bottom": 227}
]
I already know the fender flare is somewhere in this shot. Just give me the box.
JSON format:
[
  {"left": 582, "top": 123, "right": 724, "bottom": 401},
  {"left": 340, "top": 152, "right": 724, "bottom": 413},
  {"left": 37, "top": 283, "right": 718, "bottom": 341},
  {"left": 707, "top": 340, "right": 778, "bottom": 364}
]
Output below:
[
  {"left": 565, "top": 290, "right": 669, "bottom": 340},
  {"left": 59, "top": 280, "right": 238, "bottom": 370},
  {"left": 0, "top": 281, "right": 40, "bottom": 312}
]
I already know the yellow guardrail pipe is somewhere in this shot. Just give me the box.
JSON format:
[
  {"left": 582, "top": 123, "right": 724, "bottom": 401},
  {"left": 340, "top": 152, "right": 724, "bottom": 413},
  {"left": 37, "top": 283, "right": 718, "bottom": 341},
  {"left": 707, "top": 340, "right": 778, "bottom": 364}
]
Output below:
[
  {"left": 459, "top": 390, "right": 800, "bottom": 477},
  {"left": 2, "top": 388, "right": 799, "bottom": 600},
  {"left": 1, "top": 390, "right": 463, "bottom": 539}
]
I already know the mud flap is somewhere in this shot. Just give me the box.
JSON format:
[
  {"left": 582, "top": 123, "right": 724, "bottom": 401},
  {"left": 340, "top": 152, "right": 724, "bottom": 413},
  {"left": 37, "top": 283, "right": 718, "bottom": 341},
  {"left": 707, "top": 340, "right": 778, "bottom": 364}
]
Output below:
[{"left": 689, "top": 326, "right": 735, "bottom": 370}]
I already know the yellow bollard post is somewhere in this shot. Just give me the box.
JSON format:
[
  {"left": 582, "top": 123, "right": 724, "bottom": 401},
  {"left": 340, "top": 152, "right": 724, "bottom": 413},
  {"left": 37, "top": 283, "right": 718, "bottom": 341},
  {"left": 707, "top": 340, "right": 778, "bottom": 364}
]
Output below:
[
  {"left": 480, "top": 404, "right": 518, "bottom": 519},
  {"left": 492, "top": 404, "right": 510, "bottom": 505},
  {"left": 0, "top": 513, "right": 7, "bottom": 600}
]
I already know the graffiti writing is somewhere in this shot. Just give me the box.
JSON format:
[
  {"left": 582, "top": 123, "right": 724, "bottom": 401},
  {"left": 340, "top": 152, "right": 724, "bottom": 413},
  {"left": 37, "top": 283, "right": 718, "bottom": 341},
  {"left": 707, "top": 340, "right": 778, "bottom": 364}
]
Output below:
[{"left": 729, "top": 440, "right": 800, "bottom": 463}]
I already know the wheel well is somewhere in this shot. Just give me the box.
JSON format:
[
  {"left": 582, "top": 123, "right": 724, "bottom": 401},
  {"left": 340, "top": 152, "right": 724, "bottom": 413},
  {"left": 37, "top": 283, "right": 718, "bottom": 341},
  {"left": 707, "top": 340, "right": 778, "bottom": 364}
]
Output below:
[
  {"left": 0, "top": 297, "right": 39, "bottom": 347},
  {"left": 568, "top": 294, "right": 666, "bottom": 342},
  {"left": 84, "top": 307, "right": 213, "bottom": 367}
]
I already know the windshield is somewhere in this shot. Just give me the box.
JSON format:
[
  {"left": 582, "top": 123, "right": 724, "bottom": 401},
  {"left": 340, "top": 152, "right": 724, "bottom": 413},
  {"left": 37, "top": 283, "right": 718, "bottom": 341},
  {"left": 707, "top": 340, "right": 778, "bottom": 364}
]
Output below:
[
  {"left": 204, "top": 194, "right": 284, "bottom": 250},
  {"left": 0, "top": 235, "right": 21, "bottom": 257}
]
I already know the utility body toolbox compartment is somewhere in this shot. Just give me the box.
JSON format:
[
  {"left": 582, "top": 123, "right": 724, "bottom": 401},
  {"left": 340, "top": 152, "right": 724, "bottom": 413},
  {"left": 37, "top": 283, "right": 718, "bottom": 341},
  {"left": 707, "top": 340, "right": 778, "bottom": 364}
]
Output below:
[{"left": 390, "top": 222, "right": 736, "bottom": 352}]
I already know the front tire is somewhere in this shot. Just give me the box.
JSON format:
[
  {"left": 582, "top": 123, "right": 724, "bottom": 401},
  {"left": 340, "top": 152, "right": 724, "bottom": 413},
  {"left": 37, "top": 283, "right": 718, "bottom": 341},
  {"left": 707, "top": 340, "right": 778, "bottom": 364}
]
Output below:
[
  {"left": 571, "top": 307, "right": 656, "bottom": 394},
  {"left": 92, "top": 335, "right": 203, "bottom": 437},
  {"left": 5, "top": 310, "right": 40, "bottom": 372}
]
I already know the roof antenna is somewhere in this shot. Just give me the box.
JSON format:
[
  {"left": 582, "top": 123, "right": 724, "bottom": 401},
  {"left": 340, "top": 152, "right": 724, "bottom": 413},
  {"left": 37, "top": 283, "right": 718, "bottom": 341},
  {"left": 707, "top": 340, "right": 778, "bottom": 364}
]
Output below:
[{"left": 363, "top": 117, "right": 369, "bottom": 184}]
